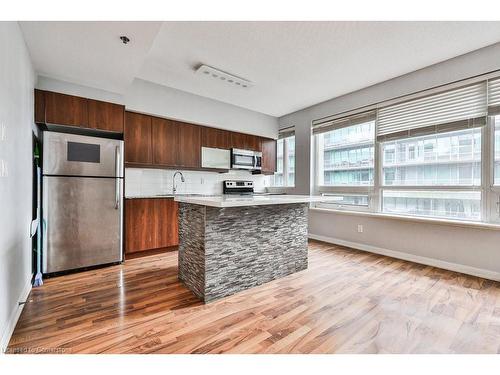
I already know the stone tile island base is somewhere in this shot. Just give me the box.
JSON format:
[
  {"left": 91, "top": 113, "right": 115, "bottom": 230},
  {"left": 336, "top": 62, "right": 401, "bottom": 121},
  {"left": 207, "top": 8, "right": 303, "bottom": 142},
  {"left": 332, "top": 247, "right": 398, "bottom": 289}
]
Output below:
[{"left": 178, "top": 202, "right": 309, "bottom": 302}]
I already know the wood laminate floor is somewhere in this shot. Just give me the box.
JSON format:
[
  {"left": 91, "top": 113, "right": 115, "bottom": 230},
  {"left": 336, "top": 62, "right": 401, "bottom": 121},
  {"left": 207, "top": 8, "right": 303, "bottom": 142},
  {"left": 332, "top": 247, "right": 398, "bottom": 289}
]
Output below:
[{"left": 7, "top": 240, "right": 500, "bottom": 354}]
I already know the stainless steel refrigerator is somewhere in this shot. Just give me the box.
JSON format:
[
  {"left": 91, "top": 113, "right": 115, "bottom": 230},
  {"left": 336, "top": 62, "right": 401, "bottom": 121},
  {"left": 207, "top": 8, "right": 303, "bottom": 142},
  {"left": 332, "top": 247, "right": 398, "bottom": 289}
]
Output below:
[{"left": 42, "top": 131, "right": 124, "bottom": 273}]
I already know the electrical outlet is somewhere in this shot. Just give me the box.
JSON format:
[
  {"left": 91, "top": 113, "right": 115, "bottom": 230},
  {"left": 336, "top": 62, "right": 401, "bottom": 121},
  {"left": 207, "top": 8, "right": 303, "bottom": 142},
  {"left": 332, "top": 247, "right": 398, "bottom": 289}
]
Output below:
[{"left": 357, "top": 224, "right": 363, "bottom": 233}]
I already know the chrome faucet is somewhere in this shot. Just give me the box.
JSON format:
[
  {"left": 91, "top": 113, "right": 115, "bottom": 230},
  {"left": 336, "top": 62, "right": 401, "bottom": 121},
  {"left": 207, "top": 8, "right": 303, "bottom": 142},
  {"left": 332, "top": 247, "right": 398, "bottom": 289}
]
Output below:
[{"left": 172, "top": 171, "right": 185, "bottom": 195}]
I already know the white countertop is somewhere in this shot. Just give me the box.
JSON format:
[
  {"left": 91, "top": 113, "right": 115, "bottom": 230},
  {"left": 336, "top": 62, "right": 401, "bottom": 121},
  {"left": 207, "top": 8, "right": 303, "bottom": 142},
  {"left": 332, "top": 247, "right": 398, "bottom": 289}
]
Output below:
[
  {"left": 174, "top": 194, "right": 337, "bottom": 208},
  {"left": 125, "top": 194, "right": 175, "bottom": 199}
]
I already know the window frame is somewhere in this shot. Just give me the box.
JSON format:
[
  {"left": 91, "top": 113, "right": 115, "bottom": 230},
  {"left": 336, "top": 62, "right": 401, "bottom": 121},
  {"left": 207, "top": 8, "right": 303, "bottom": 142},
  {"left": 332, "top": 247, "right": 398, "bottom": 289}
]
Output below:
[
  {"left": 269, "top": 134, "right": 295, "bottom": 189},
  {"left": 313, "top": 123, "right": 376, "bottom": 212},
  {"left": 310, "top": 73, "right": 500, "bottom": 224},
  {"left": 488, "top": 115, "right": 500, "bottom": 222},
  {"left": 378, "top": 126, "right": 485, "bottom": 221},
  {"left": 313, "top": 116, "right": 499, "bottom": 222}
]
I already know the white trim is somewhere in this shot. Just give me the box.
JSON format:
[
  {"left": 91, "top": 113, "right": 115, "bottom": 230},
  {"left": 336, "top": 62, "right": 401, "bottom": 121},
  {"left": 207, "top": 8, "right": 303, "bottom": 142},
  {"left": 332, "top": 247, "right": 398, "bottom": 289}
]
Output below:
[
  {"left": 270, "top": 134, "right": 295, "bottom": 188},
  {"left": 310, "top": 206, "right": 500, "bottom": 230},
  {"left": 267, "top": 186, "right": 295, "bottom": 194},
  {"left": 308, "top": 234, "right": 500, "bottom": 282},
  {"left": 0, "top": 275, "right": 32, "bottom": 354}
]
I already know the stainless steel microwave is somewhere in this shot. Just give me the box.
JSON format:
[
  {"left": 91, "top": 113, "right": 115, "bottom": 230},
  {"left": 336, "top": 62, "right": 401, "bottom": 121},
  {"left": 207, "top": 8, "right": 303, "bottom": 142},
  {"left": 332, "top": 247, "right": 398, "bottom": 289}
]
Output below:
[{"left": 231, "top": 148, "right": 262, "bottom": 171}]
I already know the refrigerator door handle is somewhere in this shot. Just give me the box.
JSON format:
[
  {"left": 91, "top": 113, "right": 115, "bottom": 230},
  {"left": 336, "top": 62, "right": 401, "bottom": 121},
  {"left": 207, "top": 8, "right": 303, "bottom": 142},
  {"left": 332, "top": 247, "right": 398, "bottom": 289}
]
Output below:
[{"left": 114, "top": 146, "right": 120, "bottom": 209}]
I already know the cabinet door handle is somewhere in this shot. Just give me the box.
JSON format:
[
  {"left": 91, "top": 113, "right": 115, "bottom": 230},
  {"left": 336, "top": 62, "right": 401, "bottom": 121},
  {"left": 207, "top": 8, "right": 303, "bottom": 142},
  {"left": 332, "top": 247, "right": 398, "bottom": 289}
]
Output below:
[{"left": 115, "top": 146, "right": 120, "bottom": 209}]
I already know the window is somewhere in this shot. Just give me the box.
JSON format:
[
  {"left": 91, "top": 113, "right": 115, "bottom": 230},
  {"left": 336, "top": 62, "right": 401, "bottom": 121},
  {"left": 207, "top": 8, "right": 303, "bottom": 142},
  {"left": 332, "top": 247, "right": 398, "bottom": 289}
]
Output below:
[
  {"left": 316, "top": 193, "right": 369, "bottom": 210},
  {"left": 495, "top": 116, "right": 500, "bottom": 185},
  {"left": 313, "top": 80, "right": 498, "bottom": 222},
  {"left": 312, "top": 111, "right": 376, "bottom": 211},
  {"left": 316, "top": 120, "right": 375, "bottom": 187},
  {"left": 270, "top": 130, "right": 295, "bottom": 187},
  {"left": 273, "top": 138, "right": 284, "bottom": 186},
  {"left": 286, "top": 136, "right": 295, "bottom": 186},
  {"left": 382, "top": 190, "right": 481, "bottom": 220},
  {"left": 382, "top": 128, "right": 481, "bottom": 186},
  {"left": 376, "top": 81, "right": 486, "bottom": 221}
]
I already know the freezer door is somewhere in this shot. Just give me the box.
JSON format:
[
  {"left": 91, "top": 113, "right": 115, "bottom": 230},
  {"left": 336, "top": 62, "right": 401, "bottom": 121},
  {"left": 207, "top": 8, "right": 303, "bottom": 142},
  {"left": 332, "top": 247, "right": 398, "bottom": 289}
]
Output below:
[
  {"left": 43, "top": 131, "right": 124, "bottom": 177},
  {"left": 42, "top": 176, "right": 123, "bottom": 273}
]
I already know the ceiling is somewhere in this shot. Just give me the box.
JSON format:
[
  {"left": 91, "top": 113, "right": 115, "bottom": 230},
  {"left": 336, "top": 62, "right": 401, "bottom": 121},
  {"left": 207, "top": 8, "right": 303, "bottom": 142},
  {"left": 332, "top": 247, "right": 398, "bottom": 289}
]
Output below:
[{"left": 20, "top": 21, "right": 500, "bottom": 117}]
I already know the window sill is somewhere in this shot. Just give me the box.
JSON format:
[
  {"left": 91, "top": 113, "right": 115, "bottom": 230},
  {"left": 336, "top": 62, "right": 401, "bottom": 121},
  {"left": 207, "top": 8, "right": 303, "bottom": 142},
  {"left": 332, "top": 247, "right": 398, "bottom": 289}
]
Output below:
[
  {"left": 267, "top": 186, "right": 296, "bottom": 193},
  {"left": 309, "top": 207, "right": 500, "bottom": 230}
]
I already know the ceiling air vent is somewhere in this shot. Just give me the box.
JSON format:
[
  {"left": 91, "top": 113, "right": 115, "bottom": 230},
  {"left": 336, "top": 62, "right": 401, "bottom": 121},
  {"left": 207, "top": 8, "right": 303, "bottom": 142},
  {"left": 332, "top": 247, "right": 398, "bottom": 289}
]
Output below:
[{"left": 195, "top": 65, "right": 253, "bottom": 88}]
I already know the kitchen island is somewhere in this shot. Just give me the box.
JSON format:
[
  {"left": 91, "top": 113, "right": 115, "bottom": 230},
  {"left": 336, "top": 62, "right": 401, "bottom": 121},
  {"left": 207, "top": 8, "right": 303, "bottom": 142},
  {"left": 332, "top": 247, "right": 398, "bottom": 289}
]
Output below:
[{"left": 174, "top": 195, "right": 334, "bottom": 302}]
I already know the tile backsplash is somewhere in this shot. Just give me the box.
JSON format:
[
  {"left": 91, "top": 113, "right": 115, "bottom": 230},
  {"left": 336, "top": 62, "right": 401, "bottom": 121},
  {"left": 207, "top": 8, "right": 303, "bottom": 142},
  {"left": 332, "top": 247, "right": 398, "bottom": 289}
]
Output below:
[{"left": 125, "top": 168, "right": 271, "bottom": 197}]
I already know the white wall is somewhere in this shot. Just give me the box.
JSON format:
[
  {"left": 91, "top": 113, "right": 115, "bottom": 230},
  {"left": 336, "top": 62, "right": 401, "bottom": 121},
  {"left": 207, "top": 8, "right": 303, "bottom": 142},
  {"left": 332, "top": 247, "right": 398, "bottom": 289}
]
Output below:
[
  {"left": 0, "top": 22, "right": 35, "bottom": 351},
  {"left": 125, "top": 79, "right": 278, "bottom": 139},
  {"left": 36, "top": 76, "right": 279, "bottom": 139},
  {"left": 279, "top": 42, "right": 500, "bottom": 278}
]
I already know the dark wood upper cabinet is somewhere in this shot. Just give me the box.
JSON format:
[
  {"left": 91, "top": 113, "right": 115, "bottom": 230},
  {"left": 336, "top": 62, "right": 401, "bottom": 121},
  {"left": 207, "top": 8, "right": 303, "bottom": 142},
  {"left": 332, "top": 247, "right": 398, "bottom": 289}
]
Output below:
[
  {"left": 261, "top": 138, "right": 277, "bottom": 174},
  {"left": 177, "top": 121, "right": 201, "bottom": 168},
  {"left": 248, "top": 135, "right": 262, "bottom": 152},
  {"left": 35, "top": 90, "right": 124, "bottom": 133},
  {"left": 88, "top": 99, "right": 124, "bottom": 133},
  {"left": 231, "top": 132, "right": 262, "bottom": 152},
  {"left": 201, "top": 127, "right": 231, "bottom": 149},
  {"left": 34, "top": 89, "right": 45, "bottom": 123},
  {"left": 44, "top": 91, "right": 88, "bottom": 127},
  {"left": 124, "top": 112, "right": 152, "bottom": 164},
  {"left": 152, "top": 117, "right": 178, "bottom": 166},
  {"left": 151, "top": 118, "right": 200, "bottom": 168},
  {"left": 230, "top": 132, "right": 247, "bottom": 150}
]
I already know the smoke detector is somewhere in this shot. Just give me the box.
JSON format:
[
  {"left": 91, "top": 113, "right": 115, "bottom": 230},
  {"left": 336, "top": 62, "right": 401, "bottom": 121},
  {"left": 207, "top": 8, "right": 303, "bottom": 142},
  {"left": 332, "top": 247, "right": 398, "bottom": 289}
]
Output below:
[{"left": 195, "top": 65, "right": 253, "bottom": 88}]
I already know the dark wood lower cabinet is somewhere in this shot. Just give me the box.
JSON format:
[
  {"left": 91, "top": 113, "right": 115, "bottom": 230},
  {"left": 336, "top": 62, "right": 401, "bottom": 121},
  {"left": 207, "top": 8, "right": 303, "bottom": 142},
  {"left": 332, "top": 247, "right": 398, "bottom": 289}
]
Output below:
[
  {"left": 155, "top": 198, "right": 179, "bottom": 249},
  {"left": 125, "top": 198, "right": 178, "bottom": 254}
]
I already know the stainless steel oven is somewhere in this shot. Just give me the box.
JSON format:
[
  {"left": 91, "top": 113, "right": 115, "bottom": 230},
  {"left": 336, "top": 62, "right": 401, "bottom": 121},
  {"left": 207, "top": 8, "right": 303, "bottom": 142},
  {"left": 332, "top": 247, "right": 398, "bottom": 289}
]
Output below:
[
  {"left": 231, "top": 148, "right": 262, "bottom": 171},
  {"left": 42, "top": 131, "right": 123, "bottom": 274}
]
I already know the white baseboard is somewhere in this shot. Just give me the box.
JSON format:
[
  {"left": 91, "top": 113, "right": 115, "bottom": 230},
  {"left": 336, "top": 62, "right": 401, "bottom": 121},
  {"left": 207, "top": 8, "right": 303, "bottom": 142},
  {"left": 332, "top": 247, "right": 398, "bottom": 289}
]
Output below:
[
  {"left": 308, "top": 233, "right": 500, "bottom": 282},
  {"left": 0, "top": 275, "right": 32, "bottom": 354}
]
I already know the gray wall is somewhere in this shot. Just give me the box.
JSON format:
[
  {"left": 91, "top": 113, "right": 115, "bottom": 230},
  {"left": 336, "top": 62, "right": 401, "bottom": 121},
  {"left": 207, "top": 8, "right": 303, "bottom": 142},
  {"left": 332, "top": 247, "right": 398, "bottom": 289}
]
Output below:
[
  {"left": 0, "top": 22, "right": 35, "bottom": 350},
  {"left": 309, "top": 211, "right": 500, "bottom": 279},
  {"left": 281, "top": 42, "right": 500, "bottom": 194},
  {"left": 279, "top": 42, "right": 500, "bottom": 277},
  {"left": 37, "top": 76, "right": 279, "bottom": 139}
]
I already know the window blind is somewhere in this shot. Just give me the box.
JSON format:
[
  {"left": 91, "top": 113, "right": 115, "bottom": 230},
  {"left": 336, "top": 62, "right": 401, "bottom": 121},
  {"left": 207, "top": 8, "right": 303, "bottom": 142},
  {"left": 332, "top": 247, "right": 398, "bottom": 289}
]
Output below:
[
  {"left": 278, "top": 126, "right": 295, "bottom": 139},
  {"left": 377, "top": 82, "right": 487, "bottom": 140},
  {"left": 488, "top": 77, "right": 500, "bottom": 115},
  {"left": 312, "top": 110, "right": 376, "bottom": 135}
]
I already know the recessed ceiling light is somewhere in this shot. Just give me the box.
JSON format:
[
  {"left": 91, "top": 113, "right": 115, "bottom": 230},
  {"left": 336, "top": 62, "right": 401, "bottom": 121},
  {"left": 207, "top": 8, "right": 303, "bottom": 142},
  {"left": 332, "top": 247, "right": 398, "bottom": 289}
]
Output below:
[
  {"left": 119, "top": 36, "right": 130, "bottom": 45},
  {"left": 195, "top": 64, "right": 253, "bottom": 89}
]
